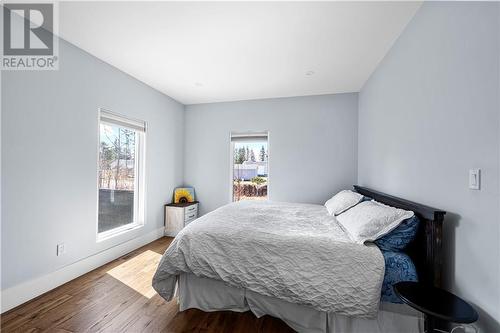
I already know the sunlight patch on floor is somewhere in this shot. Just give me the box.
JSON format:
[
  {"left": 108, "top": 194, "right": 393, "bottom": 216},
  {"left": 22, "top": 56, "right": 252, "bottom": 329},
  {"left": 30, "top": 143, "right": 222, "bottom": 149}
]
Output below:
[{"left": 106, "top": 249, "right": 162, "bottom": 299}]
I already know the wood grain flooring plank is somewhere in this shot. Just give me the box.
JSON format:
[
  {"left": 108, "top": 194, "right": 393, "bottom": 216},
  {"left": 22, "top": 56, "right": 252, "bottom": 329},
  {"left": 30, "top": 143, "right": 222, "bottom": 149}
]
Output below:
[{"left": 1, "top": 237, "right": 294, "bottom": 333}]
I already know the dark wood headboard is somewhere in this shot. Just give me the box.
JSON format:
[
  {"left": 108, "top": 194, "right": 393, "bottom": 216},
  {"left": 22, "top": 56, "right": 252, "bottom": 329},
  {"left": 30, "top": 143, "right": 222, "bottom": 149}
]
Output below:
[{"left": 353, "top": 185, "right": 446, "bottom": 288}]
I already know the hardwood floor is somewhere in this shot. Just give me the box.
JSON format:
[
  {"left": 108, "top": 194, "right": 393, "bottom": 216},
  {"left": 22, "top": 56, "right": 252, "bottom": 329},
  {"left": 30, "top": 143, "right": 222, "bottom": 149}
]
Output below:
[{"left": 1, "top": 237, "right": 294, "bottom": 333}]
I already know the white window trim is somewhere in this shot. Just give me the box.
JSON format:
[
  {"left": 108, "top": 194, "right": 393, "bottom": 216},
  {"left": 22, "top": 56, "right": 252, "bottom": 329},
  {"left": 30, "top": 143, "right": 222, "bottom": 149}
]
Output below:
[
  {"left": 96, "top": 108, "right": 147, "bottom": 242},
  {"left": 229, "top": 131, "right": 270, "bottom": 203},
  {"left": 96, "top": 222, "right": 144, "bottom": 242}
]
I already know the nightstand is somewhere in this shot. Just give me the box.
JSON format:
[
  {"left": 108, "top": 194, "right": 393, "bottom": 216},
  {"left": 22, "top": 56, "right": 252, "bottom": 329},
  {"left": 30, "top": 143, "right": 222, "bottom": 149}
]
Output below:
[
  {"left": 394, "top": 281, "right": 478, "bottom": 333},
  {"left": 164, "top": 201, "right": 199, "bottom": 236}
]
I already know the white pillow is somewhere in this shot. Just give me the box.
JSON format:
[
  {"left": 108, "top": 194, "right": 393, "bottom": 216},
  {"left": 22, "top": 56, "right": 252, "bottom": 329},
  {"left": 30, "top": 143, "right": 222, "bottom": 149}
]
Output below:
[
  {"left": 336, "top": 200, "right": 414, "bottom": 244},
  {"left": 324, "top": 190, "right": 364, "bottom": 216}
]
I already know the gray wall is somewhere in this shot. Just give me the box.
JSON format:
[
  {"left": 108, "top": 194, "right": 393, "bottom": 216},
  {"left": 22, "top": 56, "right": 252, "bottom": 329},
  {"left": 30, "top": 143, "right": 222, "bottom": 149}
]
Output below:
[
  {"left": 184, "top": 93, "right": 358, "bottom": 215},
  {"left": 1, "top": 38, "right": 184, "bottom": 290},
  {"left": 358, "top": 2, "right": 500, "bottom": 331}
]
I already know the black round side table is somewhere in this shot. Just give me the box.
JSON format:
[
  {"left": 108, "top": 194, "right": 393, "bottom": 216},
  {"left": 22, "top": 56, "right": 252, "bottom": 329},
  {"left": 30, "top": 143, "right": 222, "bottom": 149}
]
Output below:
[{"left": 394, "top": 281, "right": 478, "bottom": 333}]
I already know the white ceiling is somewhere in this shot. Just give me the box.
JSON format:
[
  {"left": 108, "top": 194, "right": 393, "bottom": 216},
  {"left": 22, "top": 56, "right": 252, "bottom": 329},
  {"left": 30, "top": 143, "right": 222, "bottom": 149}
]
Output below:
[{"left": 58, "top": 1, "right": 421, "bottom": 105}]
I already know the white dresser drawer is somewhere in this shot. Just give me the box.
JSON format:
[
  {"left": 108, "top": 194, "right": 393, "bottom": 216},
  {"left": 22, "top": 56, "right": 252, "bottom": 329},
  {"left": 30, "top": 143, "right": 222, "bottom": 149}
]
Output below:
[
  {"left": 184, "top": 210, "right": 197, "bottom": 222},
  {"left": 185, "top": 204, "right": 198, "bottom": 214},
  {"left": 185, "top": 216, "right": 196, "bottom": 226}
]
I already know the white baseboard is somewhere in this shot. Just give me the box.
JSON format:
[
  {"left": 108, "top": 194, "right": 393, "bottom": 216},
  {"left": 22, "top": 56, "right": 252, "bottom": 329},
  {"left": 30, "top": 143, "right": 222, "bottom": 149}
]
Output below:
[
  {"left": 164, "top": 229, "right": 179, "bottom": 237},
  {"left": 0, "top": 227, "right": 164, "bottom": 313}
]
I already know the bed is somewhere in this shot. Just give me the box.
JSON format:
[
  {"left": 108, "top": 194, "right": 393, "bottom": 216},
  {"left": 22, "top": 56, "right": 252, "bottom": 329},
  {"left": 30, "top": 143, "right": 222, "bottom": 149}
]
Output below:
[{"left": 153, "top": 186, "right": 446, "bottom": 333}]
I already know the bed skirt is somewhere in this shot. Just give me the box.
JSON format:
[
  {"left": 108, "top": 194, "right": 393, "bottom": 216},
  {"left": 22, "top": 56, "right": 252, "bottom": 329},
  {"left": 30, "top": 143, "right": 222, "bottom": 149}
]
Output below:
[{"left": 176, "top": 273, "right": 424, "bottom": 333}]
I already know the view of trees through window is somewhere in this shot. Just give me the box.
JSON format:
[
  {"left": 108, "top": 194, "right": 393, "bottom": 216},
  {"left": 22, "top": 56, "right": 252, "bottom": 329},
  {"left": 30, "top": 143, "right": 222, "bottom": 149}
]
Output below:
[
  {"left": 233, "top": 141, "right": 268, "bottom": 202},
  {"left": 98, "top": 123, "right": 137, "bottom": 233}
]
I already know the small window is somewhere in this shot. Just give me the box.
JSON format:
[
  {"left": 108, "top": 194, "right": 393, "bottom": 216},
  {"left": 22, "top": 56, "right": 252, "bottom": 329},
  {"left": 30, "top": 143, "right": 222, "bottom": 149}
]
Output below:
[
  {"left": 97, "top": 109, "right": 146, "bottom": 240},
  {"left": 230, "top": 132, "right": 269, "bottom": 202}
]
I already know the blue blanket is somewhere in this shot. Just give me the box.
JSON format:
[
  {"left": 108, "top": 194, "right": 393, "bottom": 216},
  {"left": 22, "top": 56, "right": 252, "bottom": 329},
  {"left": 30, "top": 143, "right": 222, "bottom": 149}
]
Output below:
[{"left": 381, "top": 251, "right": 418, "bottom": 303}]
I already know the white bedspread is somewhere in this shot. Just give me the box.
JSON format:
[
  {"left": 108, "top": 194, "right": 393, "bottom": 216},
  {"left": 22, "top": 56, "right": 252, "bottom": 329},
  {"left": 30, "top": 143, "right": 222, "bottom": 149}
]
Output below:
[{"left": 152, "top": 201, "right": 385, "bottom": 317}]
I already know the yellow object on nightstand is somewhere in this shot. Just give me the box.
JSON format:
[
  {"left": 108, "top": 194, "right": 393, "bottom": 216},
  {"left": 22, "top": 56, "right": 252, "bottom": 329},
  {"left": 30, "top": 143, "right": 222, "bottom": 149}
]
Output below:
[{"left": 173, "top": 187, "right": 195, "bottom": 204}]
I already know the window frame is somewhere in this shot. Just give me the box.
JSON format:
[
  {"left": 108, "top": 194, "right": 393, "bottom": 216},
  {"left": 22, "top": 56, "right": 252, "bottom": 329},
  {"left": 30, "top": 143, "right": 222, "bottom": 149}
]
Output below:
[
  {"left": 96, "top": 108, "right": 146, "bottom": 242},
  {"left": 229, "top": 131, "right": 270, "bottom": 203}
]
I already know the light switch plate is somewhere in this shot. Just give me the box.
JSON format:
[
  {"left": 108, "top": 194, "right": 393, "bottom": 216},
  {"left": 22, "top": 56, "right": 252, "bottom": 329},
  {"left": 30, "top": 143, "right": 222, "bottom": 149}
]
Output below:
[
  {"left": 57, "top": 243, "right": 65, "bottom": 256},
  {"left": 469, "top": 169, "right": 480, "bottom": 190}
]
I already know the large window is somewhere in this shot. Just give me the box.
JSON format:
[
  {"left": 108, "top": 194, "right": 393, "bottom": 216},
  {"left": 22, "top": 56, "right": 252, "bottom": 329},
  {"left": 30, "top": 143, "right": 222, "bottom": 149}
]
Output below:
[
  {"left": 98, "top": 110, "right": 146, "bottom": 239},
  {"left": 231, "top": 132, "right": 269, "bottom": 202}
]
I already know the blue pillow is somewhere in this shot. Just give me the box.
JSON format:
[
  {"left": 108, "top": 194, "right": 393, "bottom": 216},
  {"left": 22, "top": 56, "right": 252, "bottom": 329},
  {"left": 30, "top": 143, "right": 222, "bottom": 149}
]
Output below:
[
  {"left": 381, "top": 251, "right": 418, "bottom": 303},
  {"left": 375, "top": 215, "right": 420, "bottom": 251}
]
